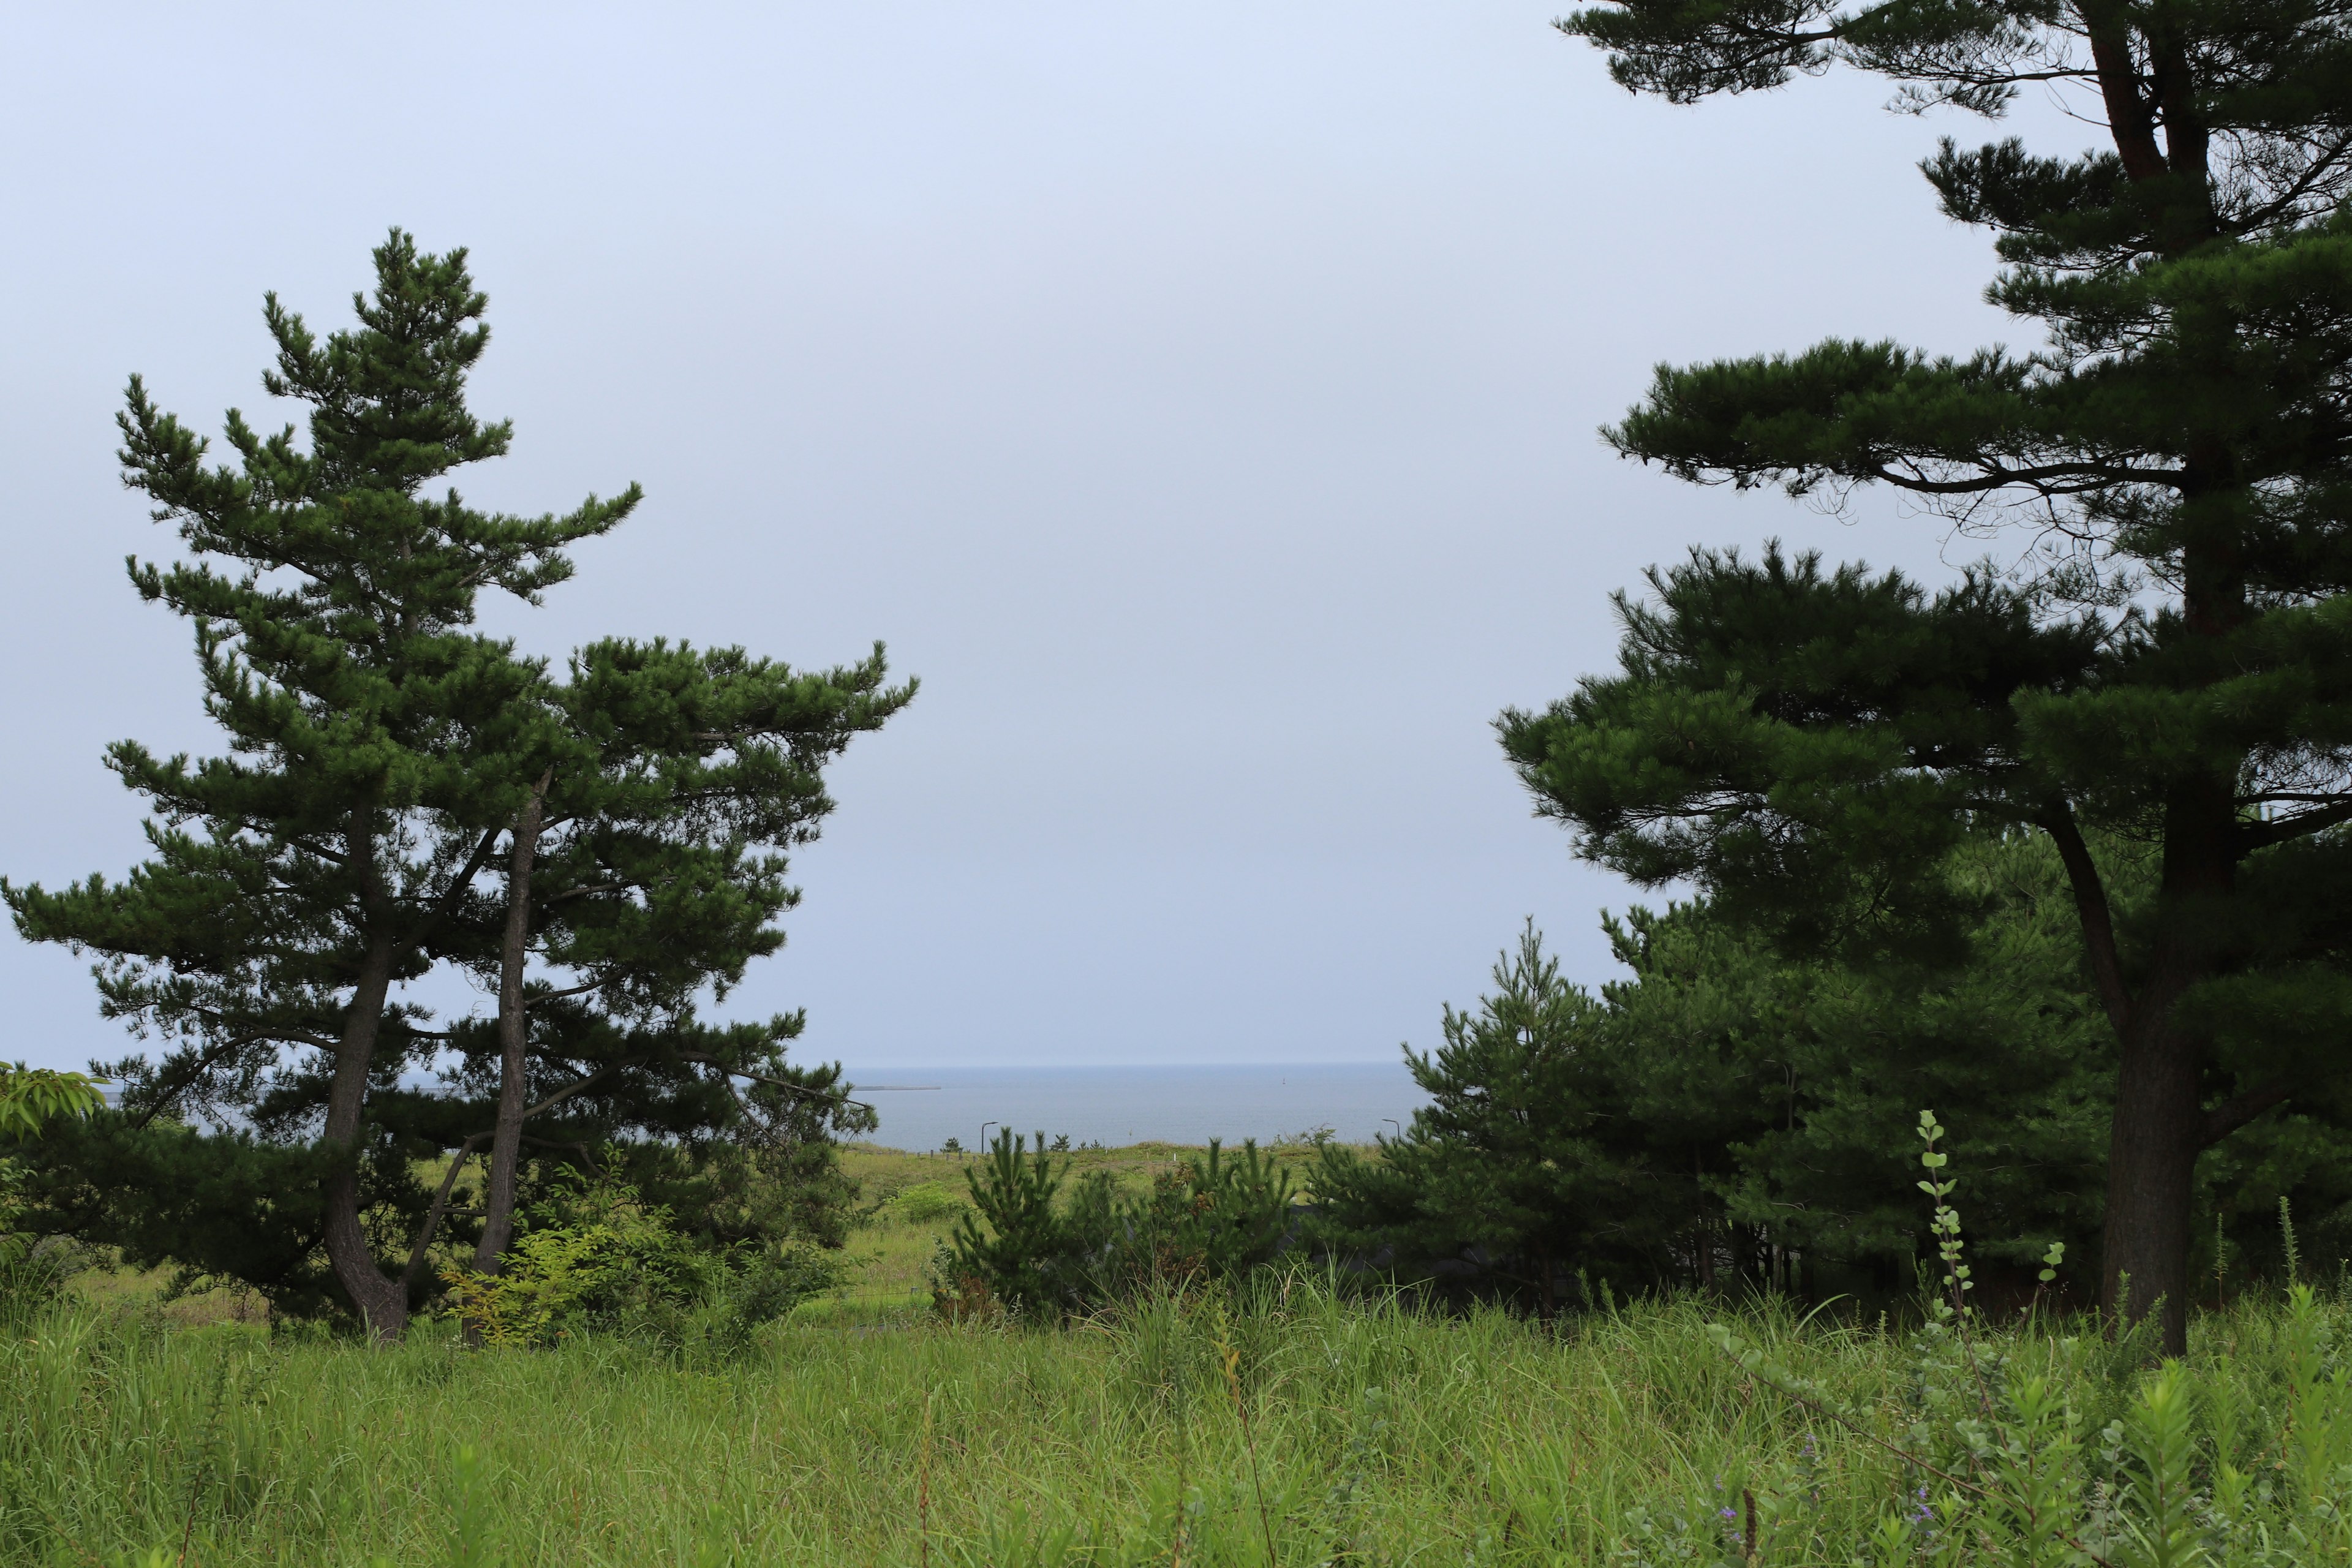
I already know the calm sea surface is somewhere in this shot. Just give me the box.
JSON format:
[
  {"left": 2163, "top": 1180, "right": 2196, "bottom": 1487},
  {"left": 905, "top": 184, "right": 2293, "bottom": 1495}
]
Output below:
[{"left": 839, "top": 1062, "right": 1427, "bottom": 1151}]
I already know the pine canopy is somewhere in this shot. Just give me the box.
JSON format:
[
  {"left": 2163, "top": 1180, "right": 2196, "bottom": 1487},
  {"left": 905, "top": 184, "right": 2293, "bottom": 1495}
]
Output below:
[
  {"left": 1523, "top": 0, "right": 2352, "bottom": 1348},
  {"left": 7, "top": 233, "right": 910, "bottom": 1336}
]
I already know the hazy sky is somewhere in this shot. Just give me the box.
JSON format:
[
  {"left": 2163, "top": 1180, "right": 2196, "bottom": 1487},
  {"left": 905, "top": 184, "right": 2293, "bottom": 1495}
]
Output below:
[{"left": 2, "top": 4, "right": 2070, "bottom": 1072}]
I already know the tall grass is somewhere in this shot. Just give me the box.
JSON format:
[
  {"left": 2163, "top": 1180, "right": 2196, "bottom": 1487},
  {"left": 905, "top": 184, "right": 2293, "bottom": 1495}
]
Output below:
[{"left": 2, "top": 1277, "right": 2346, "bottom": 1565}]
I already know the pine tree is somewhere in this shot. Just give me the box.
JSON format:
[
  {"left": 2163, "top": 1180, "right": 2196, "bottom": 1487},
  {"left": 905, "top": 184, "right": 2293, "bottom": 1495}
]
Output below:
[
  {"left": 1522, "top": 0, "right": 2352, "bottom": 1351},
  {"left": 12, "top": 238, "right": 920, "bottom": 1336},
  {"left": 431, "top": 635, "right": 913, "bottom": 1290},
  {"left": 1592, "top": 831, "right": 2119, "bottom": 1295},
  {"left": 6, "top": 232, "right": 634, "bottom": 1338},
  {"left": 1312, "top": 924, "right": 1635, "bottom": 1313}
]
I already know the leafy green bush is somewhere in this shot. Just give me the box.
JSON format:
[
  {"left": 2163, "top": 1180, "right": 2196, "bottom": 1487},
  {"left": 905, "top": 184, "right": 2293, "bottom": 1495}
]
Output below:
[
  {"left": 0, "top": 1063, "right": 105, "bottom": 1310},
  {"left": 442, "top": 1172, "right": 841, "bottom": 1355}
]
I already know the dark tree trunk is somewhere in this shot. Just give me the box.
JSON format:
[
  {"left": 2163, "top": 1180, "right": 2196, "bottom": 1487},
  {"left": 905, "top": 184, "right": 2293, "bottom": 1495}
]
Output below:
[
  {"left": 322, "top": 859, "right": 405, "bottom": 1343},
  {"left": 2099, "top": 1023, "right": 2204, "bottom": 1353},
  {"left": 2098, "top": 773, "right": 2238, "bottom": 1357},
  {"left": 472, "top": 774, "right": 551, "bottom": 1298}
]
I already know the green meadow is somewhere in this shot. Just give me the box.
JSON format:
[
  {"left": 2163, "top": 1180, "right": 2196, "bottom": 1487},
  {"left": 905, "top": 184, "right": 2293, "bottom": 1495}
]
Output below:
[{"left": 12, "top": 1142, "right": 2351, "bottom": 1568}]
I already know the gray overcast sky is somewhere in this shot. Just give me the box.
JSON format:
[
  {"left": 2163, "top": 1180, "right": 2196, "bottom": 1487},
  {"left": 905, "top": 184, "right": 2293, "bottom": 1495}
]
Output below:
[{"left": 1, "top": 4, "right": 2062, "bottom": 1072}]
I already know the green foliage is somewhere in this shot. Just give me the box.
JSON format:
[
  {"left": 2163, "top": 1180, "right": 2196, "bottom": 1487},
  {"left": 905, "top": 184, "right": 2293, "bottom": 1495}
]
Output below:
[
  {"left": 5, "top": 1274, "right": 2351, "bottom": 1563},
  {"left": 0, "top": 1065, "right": 104, "bottom": 1142},
  {"left": 882, "top": 1181, "right": 970, "bottom": 1225},
  {"left": 1311, "top": 921, "right": 1629, "bottom": 1310},
  {"left": 13, "top": 1112, "right": 404, "bottom": 1319},
  {"left": 0, "top": 1063, "right": 108, "bottom": 1289},
  {"left": 440, "top": 1172, "right": 839, "bottom": 1355},
  {"left": 937, "top": 1130, "right": 1072, "bottom": 1316},
  {"left": 1546, "top": 0, "right": 2352, "bottom": 1348},
  {"left": 429, "top": 633, "right": 911, "bottom": 1185},
  {"left": 935, "top": 1130, "right": 1298, "bottom": 1317},
  {"left": 4, "top": 233, "right": 905, "bottom": 1334},
  {"left": 1498, "top": 545, "right": 2099, "bottom": 965},
  {"left": 1697, "top": 1118, "right": 2352, "bottom": 1567},
  {"left": 1319, "top": 822, "right": 2352, "bottom": 1312},
  {"left": 1315, "top": 832, "right": 2141, "bottom": 1305},
  {"left": 1084, "top": 1138, "right": 1298, "bottom": 1298},
  {"left": 1607, "top": 834, "right": 2123, "bottom": 1281}
]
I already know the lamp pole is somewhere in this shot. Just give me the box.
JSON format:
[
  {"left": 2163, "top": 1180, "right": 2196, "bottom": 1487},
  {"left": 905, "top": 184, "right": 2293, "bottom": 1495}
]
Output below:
[
  {"left": 1382, "top": 1119, "right": 1403, "bottom": 1141},
  {"left": 980, "top": 1120, "right": 998, "bottom": 1156}
]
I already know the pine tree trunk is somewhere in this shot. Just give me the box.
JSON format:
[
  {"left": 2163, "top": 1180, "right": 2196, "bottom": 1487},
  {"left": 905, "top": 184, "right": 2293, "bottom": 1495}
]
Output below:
[
  {"left": 470, "top": 775, "right": 550, "bottom": 1316},
  {"left": 2100, "top": 1024, "right": 2203, "bottom": 1355},
  {"left": 2098, "top": 774, "right": 2237, "bottom": 1358},
  {"left": 322, "top": 916, "right": 405, "bottom": 1344}
]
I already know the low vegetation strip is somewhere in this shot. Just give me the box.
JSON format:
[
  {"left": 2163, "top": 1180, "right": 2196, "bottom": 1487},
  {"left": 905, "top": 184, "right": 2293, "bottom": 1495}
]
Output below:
[{"left": 5, "top": 1278, "right": 2347, "bottom": 1567}]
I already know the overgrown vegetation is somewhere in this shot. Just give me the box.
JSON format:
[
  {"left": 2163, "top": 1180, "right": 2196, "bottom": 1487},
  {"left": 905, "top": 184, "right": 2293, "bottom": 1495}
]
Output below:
[
  {"left": 8, "top": 1263, "right": 2351, "bottom": 1565},
  {"left": 933, "top": 1130, "right": 1298, "bottom": 1317},
  {"left": 15, "top": 1110, "right": 2347, "bottom": 1564},
  {"left": 1313, "top": 834, "right": 2352, "bottom": 1315},
  {"left": 434, "top": 1170, "right": 843, "bottom": 1355}
]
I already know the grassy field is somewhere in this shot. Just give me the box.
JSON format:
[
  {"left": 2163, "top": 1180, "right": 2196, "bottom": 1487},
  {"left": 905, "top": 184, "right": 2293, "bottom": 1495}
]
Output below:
[
  {"left": 12, "top": 1277, "right": 2351, "bottom": 1566},
  {"left": 18, "top": 1145, "right": 2351, "bottom": 1566}
]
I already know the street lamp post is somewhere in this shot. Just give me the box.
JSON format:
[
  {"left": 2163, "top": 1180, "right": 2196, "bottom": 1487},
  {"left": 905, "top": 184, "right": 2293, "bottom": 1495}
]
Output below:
[
  {"left": 980, "top": 1120, "right": 997, "bottom": 1156},
  {"left": 1382, "top": 1118, "right": 1403, "bottom": 1141}
]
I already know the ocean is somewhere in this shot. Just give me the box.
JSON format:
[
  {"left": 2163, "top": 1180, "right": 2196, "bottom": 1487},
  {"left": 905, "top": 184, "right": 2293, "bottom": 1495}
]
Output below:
[{"left": 837, "top": 1061, "right": 1427, "bottom": 1152}]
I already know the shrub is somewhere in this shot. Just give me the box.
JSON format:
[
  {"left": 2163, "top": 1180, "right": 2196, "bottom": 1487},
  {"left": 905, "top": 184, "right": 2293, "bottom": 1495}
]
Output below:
[
  {"left": 0, "top": 1068, "right": 105, "bottom": 1317},
  {"left": 442, "top": 1171, "right": 842, "bottom": 1354},
  {"left": 933, "top": 1130, "right": 1297, "bottom": 1317}
]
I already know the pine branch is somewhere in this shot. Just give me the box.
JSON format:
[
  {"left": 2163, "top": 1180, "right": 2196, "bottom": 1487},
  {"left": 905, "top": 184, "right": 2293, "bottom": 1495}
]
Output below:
[
  {"left": 399, "top": 1129, "right": 491, "bottom": 1293},
  {"left": 2201, "top": 1078, "right": 2297, "bottom": 1147},
  {"left": 2239, "top": 797, "right": 2352, "bottom": 851},
  {"left": 2040, "top": 805, "right": 2132, "bottom": 1034},
  {"left": 674, "top": 1052, "right": 874, "bottom": 1114}
]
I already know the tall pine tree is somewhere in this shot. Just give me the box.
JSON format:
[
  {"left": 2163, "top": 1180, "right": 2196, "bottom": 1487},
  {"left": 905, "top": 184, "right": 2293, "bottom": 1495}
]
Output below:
[
  {"left": 7, "top": 232, "right": 635, "bottom": 1338},
  {"left": 15, "top": 243, "right": 918, "bottom": 1334},
  {"left": 1523, "top": 0, "right": 2352, "bottom": 1349}
]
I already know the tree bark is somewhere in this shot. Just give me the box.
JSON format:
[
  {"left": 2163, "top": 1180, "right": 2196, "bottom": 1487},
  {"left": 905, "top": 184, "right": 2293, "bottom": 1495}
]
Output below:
[
  {"left": 321, "top": 812, "right": 406, "bottom": 1343},
  {"left": 2097, "top": 771, "right": 2239, "bottom": 1355},
  {"left": 471, "top": 772, "right": 551, "bottom": 1299},
  {"left": 2099, "top": 1021, "right": 2205, "bottom": 1352}
]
